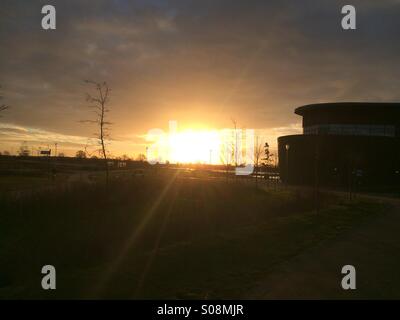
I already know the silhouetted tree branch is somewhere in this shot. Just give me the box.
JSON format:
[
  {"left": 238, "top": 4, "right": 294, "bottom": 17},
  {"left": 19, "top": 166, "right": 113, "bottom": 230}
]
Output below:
[
  {"left": 231, "top": 118, "right": 238, "bottom": 167},
  {"left": 254, "top": 136, "right": 264, "bottom": 188},
  {"left": 81, "top": 80, "right": 112, "bottom": 184}
]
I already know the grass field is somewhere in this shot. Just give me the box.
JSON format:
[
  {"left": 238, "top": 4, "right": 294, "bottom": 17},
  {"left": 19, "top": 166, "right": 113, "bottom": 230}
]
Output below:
[{"left": 0, "top": 169, "right": 390, "bottom": 299}]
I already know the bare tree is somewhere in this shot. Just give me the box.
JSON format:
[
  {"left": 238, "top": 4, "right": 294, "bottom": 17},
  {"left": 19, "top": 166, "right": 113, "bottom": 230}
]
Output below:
[
  {"left": 220, "top": 129, "right": 234, "bottom": 181},
  {"left": 0, "top": 86, "right": 9, "bottom": 116},
  {"left": 262, "top": 142, "right": 273, "bottom": 167},
  {"left": 120, "top": 154, "right": 131, "bottom": 161},
  {"left": 261, "top": 142, "right": 274, "bottom": 187},
  {"left": 231, "top": 118, "right": 238, "bottom": 167},
  {"left": 76, "top": 150, "right": 87, "bottom": 159},
  {"left": 82, "top": 138, "right": 98, "bottom": 158},
  {"left": 136, "top": 153, "right": 146, "bottom": 162},
  {"left": 254, "top": 136, "right": 264, "bottom": 188},
  {"left": 81, "top": 80, "right": 112, "bottom": 184}
]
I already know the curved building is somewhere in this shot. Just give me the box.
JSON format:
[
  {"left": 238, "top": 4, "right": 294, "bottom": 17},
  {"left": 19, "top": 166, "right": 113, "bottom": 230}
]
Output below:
[{"left": 278, "top": 103, "right": 400, "bottom": 187}]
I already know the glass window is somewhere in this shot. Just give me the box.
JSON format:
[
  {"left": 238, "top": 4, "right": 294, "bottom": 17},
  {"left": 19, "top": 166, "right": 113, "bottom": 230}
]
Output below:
[{"left": 303, "top": 124, "right": 396, "bottom": 137}]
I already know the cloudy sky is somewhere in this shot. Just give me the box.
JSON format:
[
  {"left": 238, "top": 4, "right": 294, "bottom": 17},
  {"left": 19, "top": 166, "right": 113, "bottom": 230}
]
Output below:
[{"left": 1, "top": 0, "right": 400, "bottom": 157}]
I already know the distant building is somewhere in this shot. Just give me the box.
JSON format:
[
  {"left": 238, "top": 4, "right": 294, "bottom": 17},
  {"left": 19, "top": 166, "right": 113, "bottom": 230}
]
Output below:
[{"left": 278, "top": 103, "right": 400, "bottom": 187}]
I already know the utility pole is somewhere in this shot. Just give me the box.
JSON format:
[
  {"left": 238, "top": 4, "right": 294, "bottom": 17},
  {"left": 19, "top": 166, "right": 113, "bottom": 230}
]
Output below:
[{"left": 231, "top": 118, "right": 238, "bottom": 167}]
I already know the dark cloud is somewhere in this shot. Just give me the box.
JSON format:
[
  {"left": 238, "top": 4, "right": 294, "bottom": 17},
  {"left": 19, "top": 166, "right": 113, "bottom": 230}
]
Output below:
[{"left": 1, "top": 0, "right": 400, "bottom": 154}]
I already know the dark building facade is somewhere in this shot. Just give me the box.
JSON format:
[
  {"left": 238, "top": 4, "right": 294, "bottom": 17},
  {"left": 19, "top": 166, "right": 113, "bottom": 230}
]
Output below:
[{"left": 278, "top": 103, "right": 400, "bottom": 187}]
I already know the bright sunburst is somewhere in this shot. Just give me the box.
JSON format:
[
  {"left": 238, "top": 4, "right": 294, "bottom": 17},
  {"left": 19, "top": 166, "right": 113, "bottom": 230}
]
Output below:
[
  {"left": 146, "top": 128, "right": 224, "bottom": 164},
  {"left": 168, "top": 130, "right": 222, "bottom": 164}
]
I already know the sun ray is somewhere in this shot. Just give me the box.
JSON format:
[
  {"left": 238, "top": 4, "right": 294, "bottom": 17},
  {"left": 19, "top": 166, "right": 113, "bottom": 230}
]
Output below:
[{"left": 87, "top": 170, "right": 179, "bottom": 298}]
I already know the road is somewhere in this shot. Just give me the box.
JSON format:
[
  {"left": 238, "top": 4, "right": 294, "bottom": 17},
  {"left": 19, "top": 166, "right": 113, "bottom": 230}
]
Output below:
[{"left": 245, "top": 187, "right": 400, "bottom": 299}]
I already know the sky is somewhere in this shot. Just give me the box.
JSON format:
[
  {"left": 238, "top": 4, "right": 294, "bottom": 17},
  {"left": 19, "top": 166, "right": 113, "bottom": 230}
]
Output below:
[{"left": 1, "top": 0, "right": 400, "bottom": 159}]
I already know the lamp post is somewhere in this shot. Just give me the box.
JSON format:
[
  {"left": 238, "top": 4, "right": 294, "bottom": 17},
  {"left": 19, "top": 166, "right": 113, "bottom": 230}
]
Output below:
[{"left": 285, "top": 143, "right": 290, "bottom": 185}]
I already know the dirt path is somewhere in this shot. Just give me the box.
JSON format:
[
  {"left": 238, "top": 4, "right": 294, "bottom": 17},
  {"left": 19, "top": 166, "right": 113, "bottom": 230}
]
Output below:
[{"left": 245, "top": 191, "right": 400, "bottom": 299}]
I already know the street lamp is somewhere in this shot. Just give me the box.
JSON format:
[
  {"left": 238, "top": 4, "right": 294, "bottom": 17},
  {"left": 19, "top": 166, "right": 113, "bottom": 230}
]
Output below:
[{"left": 285, "top": 144, "right": 290, "bottom": 185}]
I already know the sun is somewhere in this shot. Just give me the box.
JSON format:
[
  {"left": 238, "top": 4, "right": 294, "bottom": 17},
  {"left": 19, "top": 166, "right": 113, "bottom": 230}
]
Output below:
[
  {"left": 146, "top": 127, "right": 226, "bottom": 164},
  {"left": 144, "top": 121, "right": 260, "bottom": 165},
  {"left": 168, "top": 130, "right": 222, "bottom": 164}
]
